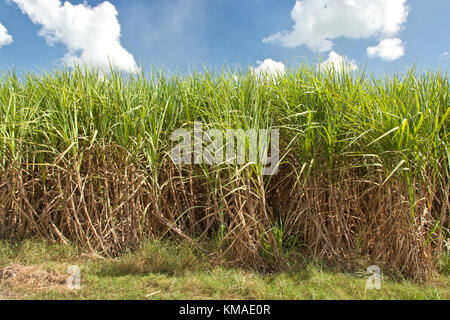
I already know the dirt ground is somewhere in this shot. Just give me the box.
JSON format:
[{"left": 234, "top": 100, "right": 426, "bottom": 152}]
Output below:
[{"left": 0, "top": 264, "right": 67, "bottom": 300}]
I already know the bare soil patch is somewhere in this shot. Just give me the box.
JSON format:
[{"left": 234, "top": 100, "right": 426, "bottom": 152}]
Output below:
[{"left": 0, "top": 264, "right": 66, "bottom": 294}]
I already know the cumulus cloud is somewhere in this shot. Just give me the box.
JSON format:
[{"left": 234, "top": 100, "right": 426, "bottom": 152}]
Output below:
[
  {"left": 0, "top": 23, "right": 13, "bottom": 47},
  {"left": 263, "top": 0, "right": 409, "bottom": 57},
  {"left": 319, "top": 51, "right": 358, "bottom": 73},
  {"left": 252, "top": 59, "right": 286, "bottom": 79},
  {"left": 11, "top": 0, "right": 138, "bottom": 72},
  {"left": 367, "top": 38, "right": 405, "bottom": 61}
]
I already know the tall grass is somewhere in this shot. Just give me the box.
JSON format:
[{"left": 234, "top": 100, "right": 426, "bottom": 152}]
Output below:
[{"left": 0, "top": 64, "right": 448, "bottom": 281}]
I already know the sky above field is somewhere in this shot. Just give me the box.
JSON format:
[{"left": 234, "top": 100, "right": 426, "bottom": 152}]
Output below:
[{"left": 0, "top": 0, "right": 449, "bottom": 75}]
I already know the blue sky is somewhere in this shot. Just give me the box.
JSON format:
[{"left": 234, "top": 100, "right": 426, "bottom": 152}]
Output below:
[{"left": 0, "top": 0, "right": 448, "bottom": 75}]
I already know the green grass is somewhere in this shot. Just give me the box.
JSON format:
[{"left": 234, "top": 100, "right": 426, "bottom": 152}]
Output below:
[
  {"left": 0, "top": 64, "right": 448, "bottom": 280},
  {"left": 0, "top": 240, "right": 449, "bottom": 300}
]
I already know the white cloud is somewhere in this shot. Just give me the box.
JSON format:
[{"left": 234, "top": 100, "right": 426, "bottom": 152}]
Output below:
[
  {"left": 367, "top": 38, "right": 405, "bottom": 61},
  {"left": 11, "top": 0, "right": 138, "bottom": 72},
  {"left": 0, "top": 23, "right": 13, "bottom": 47},
  {"left": 263, "top": 0, "right": 409, "bottom": 54},
  {"left": 252, "top": 59, "right": 286, "bottom": 79},
  {"left": 318, "top": 51, "right": 358, "bottom": 73},
  {"left": 439, "top": 51, "right": 449, "bottom": 61}
]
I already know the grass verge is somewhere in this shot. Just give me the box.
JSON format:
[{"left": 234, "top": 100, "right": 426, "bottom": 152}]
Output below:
[{"left": 0, "top": 240, "right": 448, "bottom": 300}]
